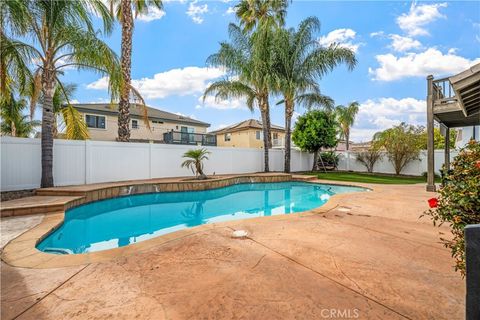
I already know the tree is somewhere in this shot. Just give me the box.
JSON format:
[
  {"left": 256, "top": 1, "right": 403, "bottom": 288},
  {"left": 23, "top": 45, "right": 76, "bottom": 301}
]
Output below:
[
  {"left": 373, "top": 122, "right": 423, "bottom": 175},
  {"left": 419, "top": 127, "right": 457, "bottom": 149},
  {"left": 355, "top": 147, "right": 383, "bottom": 173},
  {"left": 336, "top": 101, "right": 359, "bottom": 151},
  {"left": 272, "top": 17, "right": 356, "bottom": 172},
  {"left": 181, "top": 148, "right": 210, "bottom": 180},
  {"left": 109, "top": 0, "right": 162, "bottom": 142},
  {"left": 7, "top": 1, "right": 120, "bottom": 187},
  {"left": 204, "top": 23, "right": 273, "bottom": 171},
  {"left": 0, "top": 94, "right": 40, "bottom": 137},
  {"left": 292, "top": 110, "right": 338, "bottom": 171}
]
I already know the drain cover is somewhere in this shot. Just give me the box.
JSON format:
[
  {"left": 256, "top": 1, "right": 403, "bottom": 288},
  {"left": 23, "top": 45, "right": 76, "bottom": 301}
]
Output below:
[{"left": 232, "top": 230, "right": 249, "bottom": 239}]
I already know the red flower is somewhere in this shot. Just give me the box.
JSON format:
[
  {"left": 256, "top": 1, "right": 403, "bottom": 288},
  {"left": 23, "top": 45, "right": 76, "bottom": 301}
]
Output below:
[
  {"left": 476, "top": 161, "right": 480, "bottom": 169},
  {"left": 428, "top": 198, "right": 438, "bottom": 208}
]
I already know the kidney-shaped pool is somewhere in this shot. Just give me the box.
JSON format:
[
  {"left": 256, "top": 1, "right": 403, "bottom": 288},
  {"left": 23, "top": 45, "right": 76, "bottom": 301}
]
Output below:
[{"left": 37, "top": 181, "right": 366, "bottom": 254}]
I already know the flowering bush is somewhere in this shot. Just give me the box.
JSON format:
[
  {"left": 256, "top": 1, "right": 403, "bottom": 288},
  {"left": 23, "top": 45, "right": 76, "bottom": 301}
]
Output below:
[{"left": 423, "top": 140, "right": 480, "bottom": 276}]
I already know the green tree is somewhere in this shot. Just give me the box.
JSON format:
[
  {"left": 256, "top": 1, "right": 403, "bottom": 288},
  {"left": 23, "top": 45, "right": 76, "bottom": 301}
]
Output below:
[
  {"left": 292, "top": 110, "right": 338, "bottom": 171},
  {"left": 109, "top": 0, "right": 163, "bottom": 141},
  {"left": 373, "top": 122, "right": 423, "bottom": 175},
  {"left": 419, "top": 127, "right": 457, "bottom": 149},
  {"left": 181, "top": 148, "right": 210, "bottom": 180},
  {"left": 0, "top": 94, "right": 40, "bottom": 137},
  {"left": 335, "top": 101, "right": 359, "bottom": 151},
  {"left": 272, "top": 17, "right": 356, "bottom": 172},
  {"left": 7, "top": 1, "right": 119, "bottom": 187},
  {"left": 204, "top": 23, "right": 274, "bottom": 171}
]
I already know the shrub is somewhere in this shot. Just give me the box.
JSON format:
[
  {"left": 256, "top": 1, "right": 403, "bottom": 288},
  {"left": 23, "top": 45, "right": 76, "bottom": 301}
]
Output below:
[
  {"left": 355, "top": 147, "right": 383, "bottom": 173},
  {"left": 181, "top": 148, "right": 210, "bottom": 180},
  {"left": 422, "top": 140, "right": 480, "bottom": 276}
]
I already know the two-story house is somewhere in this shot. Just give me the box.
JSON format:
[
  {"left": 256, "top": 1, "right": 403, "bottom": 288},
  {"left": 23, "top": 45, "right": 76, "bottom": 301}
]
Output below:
[
  {"left": 72, "top": 103, "right": 215, "bottom": 145},
  {"left": 209, "top": 119, "right": 286, "bottom": 148}
]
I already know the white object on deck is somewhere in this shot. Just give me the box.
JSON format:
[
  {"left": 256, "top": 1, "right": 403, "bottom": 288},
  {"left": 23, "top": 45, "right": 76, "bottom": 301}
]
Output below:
[{"left": 232, "top": 230, "right": 249, "bottom": 239}]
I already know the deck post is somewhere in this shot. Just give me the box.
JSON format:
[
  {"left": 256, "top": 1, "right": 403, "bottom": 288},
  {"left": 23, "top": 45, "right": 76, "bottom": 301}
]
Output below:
[
  {"left": 466, "top": 224, "right": 480, "bottom": 320},
  {"left": 426, "top": 75, "right": 436, "bottom": 192},
  {"left": 444, "top": 127, "right": 450, "bottom": 171}
]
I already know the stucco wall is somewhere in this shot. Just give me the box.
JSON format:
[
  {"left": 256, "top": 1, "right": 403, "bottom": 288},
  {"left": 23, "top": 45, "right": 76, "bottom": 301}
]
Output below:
[
  {"left": 216, "top": 129, "right": 285, "bottom": 148},
  {"left": 80, "top": 112, "right": 207, "bottom": 141}
]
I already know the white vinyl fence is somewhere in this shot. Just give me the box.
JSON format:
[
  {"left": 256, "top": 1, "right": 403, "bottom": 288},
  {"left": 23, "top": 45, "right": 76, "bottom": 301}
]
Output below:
[
  {"left": 336, "top": 150, "right": 458, "bottom": 176},
  {"left": 0, "top": 137, "right": 313, "bottom": 191}
]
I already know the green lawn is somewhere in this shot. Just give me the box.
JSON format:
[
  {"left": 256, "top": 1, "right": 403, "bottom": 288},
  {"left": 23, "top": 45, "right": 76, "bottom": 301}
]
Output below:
[{"left": 307, "top": 171, "right": 437, "bottom": 184}]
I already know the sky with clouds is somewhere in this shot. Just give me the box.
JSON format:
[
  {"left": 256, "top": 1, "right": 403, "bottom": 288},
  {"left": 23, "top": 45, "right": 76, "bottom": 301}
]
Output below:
[{"left": 56, "top": 0, "right": 480, "bottom": 142}]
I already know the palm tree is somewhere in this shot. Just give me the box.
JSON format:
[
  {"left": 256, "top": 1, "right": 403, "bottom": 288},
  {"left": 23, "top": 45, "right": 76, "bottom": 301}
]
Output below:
[
  {"left": 204, "top": 23, "right": 274, "bottom": 171},
  {"left": 51, "top": 84, "right": 89, "bottom": 140},
  {"left": 109, "top": 0, "right": 163, "bottom": 142},
  {"left": 0, "top": 94, "right": 40, "bottom": 137},
  {"left": 181, "top": 148, "right": 210, "bottom": 180},
  {"left": 232, "top": 0, "right": 289, "bottom": 155},
  {"left": 272, "top": 17, "right": 357, "bottom": 172},
  {"left": 336, "top": 101, "right": 360, "bottom": 151},
  {"left": 7, "top": 1, "right": 120, "bottom": 187}
]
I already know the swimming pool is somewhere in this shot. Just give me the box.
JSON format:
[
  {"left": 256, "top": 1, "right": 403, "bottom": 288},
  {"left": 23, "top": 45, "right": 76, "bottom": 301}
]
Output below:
[{"left": 37, "top": 182, "right": 366, "bottom": 254}]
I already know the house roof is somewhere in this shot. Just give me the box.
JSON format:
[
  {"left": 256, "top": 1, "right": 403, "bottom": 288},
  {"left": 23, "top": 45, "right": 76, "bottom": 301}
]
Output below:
[
  {"left": 71, "top": 103, "right": 210, "bottom": 127},
  {"left": 209, "top": 119, "right": 284, "bottom": 135}
]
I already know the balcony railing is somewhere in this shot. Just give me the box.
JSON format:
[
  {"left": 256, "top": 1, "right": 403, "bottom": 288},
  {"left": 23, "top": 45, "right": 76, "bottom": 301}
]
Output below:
[
  {"left": 163, "top": 131, "right": 217, "bottom": 146},
  {"left": 433, "top": 77, "right": 456, "bottom": 102}
]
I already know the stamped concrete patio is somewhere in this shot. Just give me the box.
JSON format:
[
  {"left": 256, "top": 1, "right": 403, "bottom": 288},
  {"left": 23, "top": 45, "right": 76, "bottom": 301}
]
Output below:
[{"left": 1, "top": 180, "right": 464, "bottom": 320}]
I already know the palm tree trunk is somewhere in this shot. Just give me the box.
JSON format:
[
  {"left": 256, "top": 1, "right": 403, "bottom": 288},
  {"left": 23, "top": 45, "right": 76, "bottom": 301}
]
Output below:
[
  {"left": 260, "top": 98, "right": 270, "bottom": 172},
  {"left": 118, "top": 0, "right": 133, "bottom": 142},
  {"left": 265, "top": 99, "right": 272, "bottom": 148},
  {"left": 345, "top": 130, "right": 349, "bottom": 151},
  {"left": 40, "top": 67, "right": 55, "bottom": 187},
  {"left": 11, "top": 121, "right": 16, "bottom": 137},
  {"left": 284, "top": 99, "right": 293, "bottom": 173}
]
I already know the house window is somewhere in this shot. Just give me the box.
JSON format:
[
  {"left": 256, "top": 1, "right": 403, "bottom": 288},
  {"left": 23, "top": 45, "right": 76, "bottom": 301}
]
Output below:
[
  {"left": 152, "top": 120, "right": 164, "bottom": 124},
  {"left": 256, "top": 130, "right": 263, "bottom": 140},
  {"left": 85, "top": 115, "right": 106, "bottom": 129},
  {"left": 224, "top": 133, "right": 231, "bottom": 141},
  {"left": 272, "top": 132, "right": 279, "bottom": 140},
  {"left": 132, "top": 120, "right": 139, "bottom": 129}
]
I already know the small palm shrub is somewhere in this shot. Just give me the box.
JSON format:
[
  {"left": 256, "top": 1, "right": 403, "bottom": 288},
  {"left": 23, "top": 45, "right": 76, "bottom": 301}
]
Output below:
[
  {"left": 422, "top": 140, "right": 480, "bottom": 276},
  {"left": 355, "top": 147, "right": 383, "bottom": 173},
  {"left": 181, "top": 148, "right": 210, "bottom": 180}
]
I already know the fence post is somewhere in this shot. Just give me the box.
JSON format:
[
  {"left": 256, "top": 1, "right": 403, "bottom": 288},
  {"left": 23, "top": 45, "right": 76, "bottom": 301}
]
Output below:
[
  {"left": 466, "top": 224, "right": 480, "bottom": 320},
  {"left": 149, "top": 141, "right": 153, "bottom": 179},
  {"left": 85, "top": 140, "right": 91, "bottom": 184}
]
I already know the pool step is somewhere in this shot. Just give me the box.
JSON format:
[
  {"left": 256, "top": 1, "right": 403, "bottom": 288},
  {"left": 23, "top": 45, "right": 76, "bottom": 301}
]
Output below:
[{"left": 0, "top": 195, "right": 84, "bottom": 218}]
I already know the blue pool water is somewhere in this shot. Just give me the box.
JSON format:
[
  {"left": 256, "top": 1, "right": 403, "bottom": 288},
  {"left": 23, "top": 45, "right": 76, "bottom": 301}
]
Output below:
[{"left": 37, "top": 182, "right": 365, "bottom": 254}]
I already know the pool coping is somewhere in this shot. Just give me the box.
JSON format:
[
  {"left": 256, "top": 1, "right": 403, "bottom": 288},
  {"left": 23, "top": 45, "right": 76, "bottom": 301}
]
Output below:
[{"left": 1, "top": 176, "right": 374, "bottom": 269}]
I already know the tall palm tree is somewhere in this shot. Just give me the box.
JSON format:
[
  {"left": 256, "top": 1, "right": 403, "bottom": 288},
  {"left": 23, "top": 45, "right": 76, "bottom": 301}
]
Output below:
[
  {"left": 336, "top": 101, "right": 360, "bottom": 151},
  {"left": 204, "top": 23, "right": 273, "bottom": 171},
  {"left": 272, "top": 17, "right": 357, "bottom": 172},
  {"left": 109, "top": 0, "right": 163, "bottom": 141},
  {"left": 7, "top": 0, "right": 120, "bottom": 187},
  {"left": 0, "top": 94, "right": 40, "bottom": 137},
  {"left": 234, "top": 0, "right": 289, "bottom": 152}
]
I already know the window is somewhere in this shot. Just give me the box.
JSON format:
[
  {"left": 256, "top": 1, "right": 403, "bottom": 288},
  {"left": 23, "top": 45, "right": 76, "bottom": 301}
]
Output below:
[
  {"left": 224, "top": 133, "right": 231, "bottom": 141},
  {"left": 256, "top": 130, "right": 263, "bottom": 140},
  {"left": 132, "top": 120, "right": 138, "bottom": 129},
  {"left": 272, "top": 132, "right": 279, "bottom": 140},
  {"left": 85, "top": 115, "right": 106, "bottom": 129},
  {"left": 152, "top": 120, "right": 164, "bottom": 124}
]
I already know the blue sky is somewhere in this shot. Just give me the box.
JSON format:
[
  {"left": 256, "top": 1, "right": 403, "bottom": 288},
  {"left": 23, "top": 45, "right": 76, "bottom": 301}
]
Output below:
[{"left": 59, "top": 0, "right": 480, "bottom": 142}]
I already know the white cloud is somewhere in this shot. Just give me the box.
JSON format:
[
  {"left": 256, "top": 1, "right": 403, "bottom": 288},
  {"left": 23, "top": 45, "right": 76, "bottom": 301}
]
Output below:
[
  {"left": 318, "top": 28, "right": 360, "bottom": 53},
  {"left": 350, "top": 97, "right": 427, "bottom": 142},
  {"left": 369, "top": 48, "right": 480, "bottom": 81},
  {"left": 389, "top": 34, "right": 421, "bottom": 52},
  {"left": 87, "top": 66, "right": 226, "bottom": 99},
  {"left": 186, "top": 0, "right": 208, "bottom": 24},
  {"left": 396, "top": 2, "right": 447, "bottom": 36},
  {"left": 136, "top": 7, "right": 166, "bottom": 22},
  {"left": 370, "top": 31, "right": 385, "bottom": 37},
  {"left": 198, "top": 95, "right": 247, "bottom": 110},
  {"left": 226, "top": 6, "right": 235, "bottom": 15}
]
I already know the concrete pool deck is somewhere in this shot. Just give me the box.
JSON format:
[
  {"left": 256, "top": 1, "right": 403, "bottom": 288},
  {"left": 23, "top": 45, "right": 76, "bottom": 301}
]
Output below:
[{"left": 1, "top": 178, "right": 464, "bottom": 319}]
